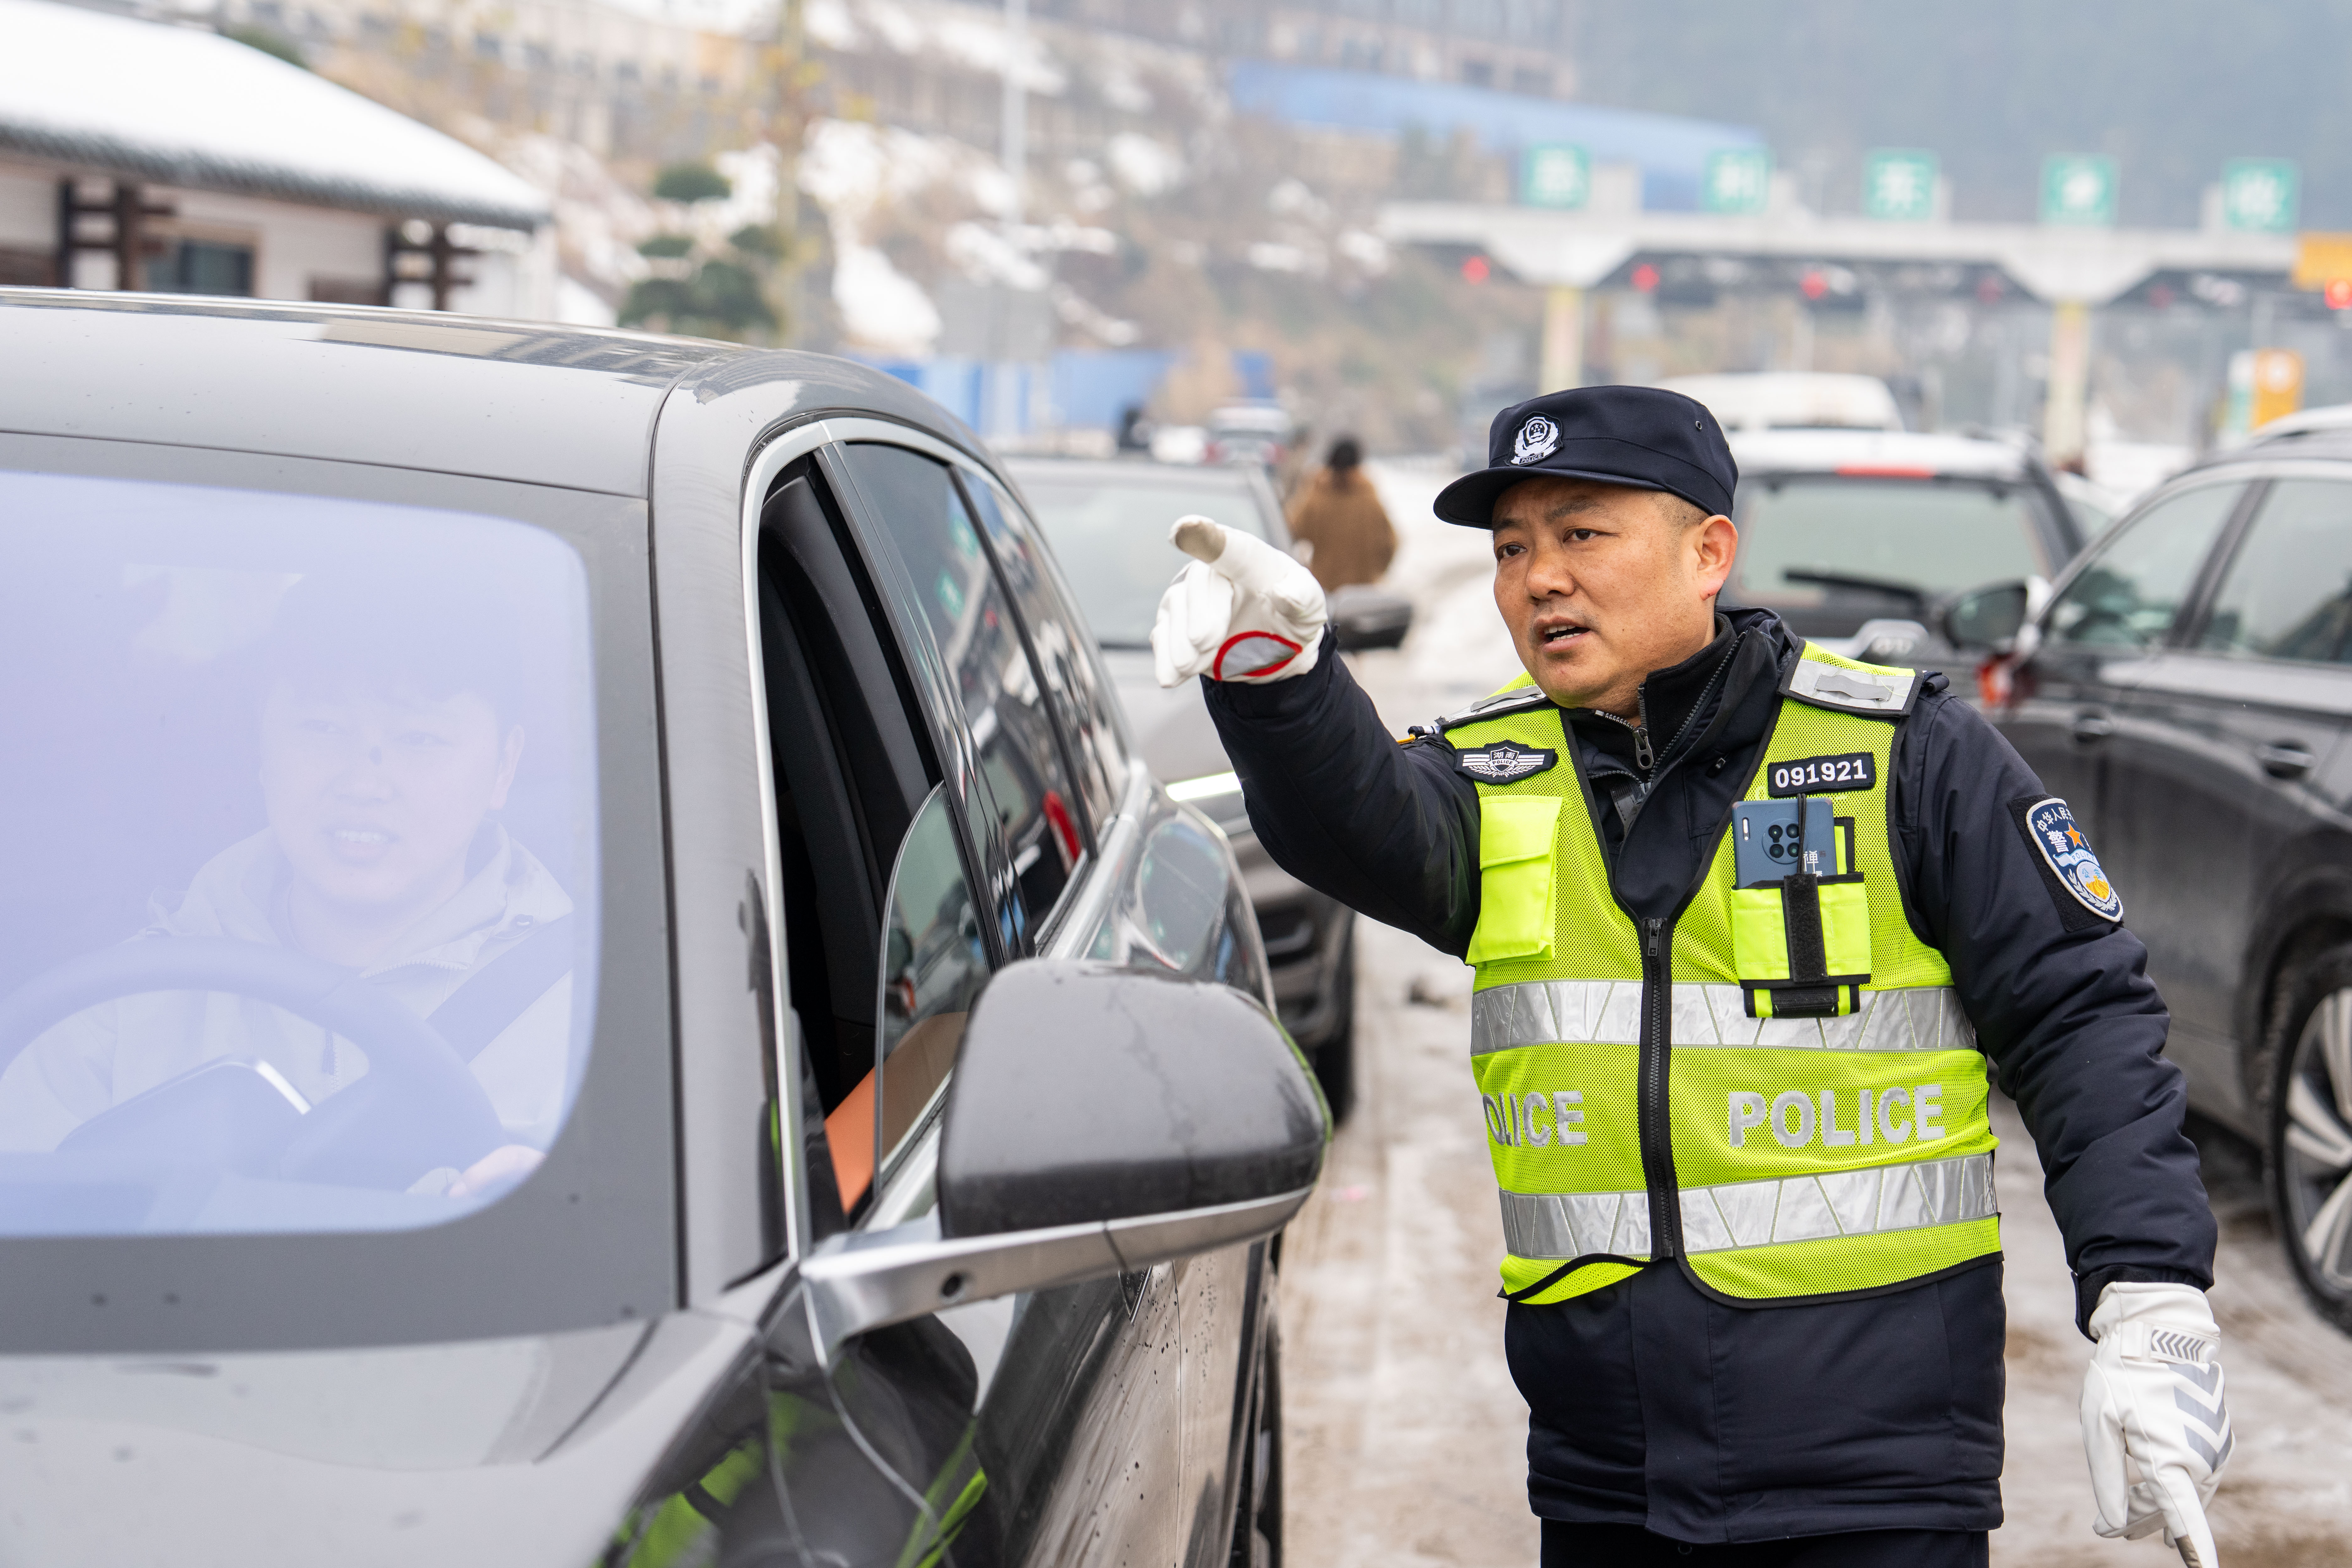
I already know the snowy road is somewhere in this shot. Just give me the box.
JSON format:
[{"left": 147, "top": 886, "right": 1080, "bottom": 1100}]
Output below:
[{"left": 1273, "top": 460, "right": 2352, "bottom": 1568}]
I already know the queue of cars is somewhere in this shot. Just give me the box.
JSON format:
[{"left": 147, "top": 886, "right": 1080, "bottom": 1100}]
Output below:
[{"left": 0, "top": 290, "right": 1323, "bottom": 1565}]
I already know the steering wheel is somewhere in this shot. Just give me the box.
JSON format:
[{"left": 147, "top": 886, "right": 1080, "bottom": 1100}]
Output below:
[{"left": 0, "top": 939, "right": 508, "bottom": 1188}]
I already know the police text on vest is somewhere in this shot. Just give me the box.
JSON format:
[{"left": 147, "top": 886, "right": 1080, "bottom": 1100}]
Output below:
[
  {"left": 1726, "top": 1086, "right": 1944, "bottom": 1149},
  {"left": 1483, "top": 1090, "right": 1586, "bottom": 1147}
]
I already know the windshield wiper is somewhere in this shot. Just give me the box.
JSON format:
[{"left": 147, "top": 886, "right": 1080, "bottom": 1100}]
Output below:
[{"left": 1781, "top": 568, "right": 1929, "bottom": 614}]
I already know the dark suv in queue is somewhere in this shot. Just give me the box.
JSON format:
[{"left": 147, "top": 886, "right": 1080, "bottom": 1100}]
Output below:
[
  {"left": 0, "top": 291, "right": 1323, "bottom": 1565},
  {"left": 1947, "top": 427, "right": 2352, "bottom": 1331}
]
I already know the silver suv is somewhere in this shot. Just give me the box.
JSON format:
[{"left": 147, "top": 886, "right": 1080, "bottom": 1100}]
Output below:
[{"left": 1724, "top": 428, "right": 2084, "bottom": 669}]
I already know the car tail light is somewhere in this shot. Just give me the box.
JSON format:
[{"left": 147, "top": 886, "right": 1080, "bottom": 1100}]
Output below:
[{"left": 1977, "top": 652, "right": 2028, "bottom": 711}]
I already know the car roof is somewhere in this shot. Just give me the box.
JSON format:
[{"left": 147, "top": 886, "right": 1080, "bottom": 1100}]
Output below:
[
  {"left": 1661, "top": 372, "right": 1903, "bottom": 433},
  {"left": 0, "top": 290, "right": 981, "bottom": 497},
  {"left": 1729, "top": 428, "right": 2038, "bottom": 484},
  {"left": 1207, "top": 403, "right": 1294, "bottom": 432},
  {"left": 1002, "top": 456, "right": 1259, "bottom": 488},
  {"left": 2241, "top": 402, "right": 2352, "bottom": 445},
  {"left": 2147, "top": 422, "right": 2352, "bottom": 489}
]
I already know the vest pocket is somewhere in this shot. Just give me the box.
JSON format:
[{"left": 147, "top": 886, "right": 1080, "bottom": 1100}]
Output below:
[
  {"left": 1467, "top": 796, "right": 1563, "bottom": 965},
  {"left": 1731, "top": 877, "right": 1871, "bottom": 1016}
]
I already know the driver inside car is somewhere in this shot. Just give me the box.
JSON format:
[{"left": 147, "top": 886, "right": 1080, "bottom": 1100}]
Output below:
[{"left": 0, "top": 571, "right": 573, "bottom": 1199}]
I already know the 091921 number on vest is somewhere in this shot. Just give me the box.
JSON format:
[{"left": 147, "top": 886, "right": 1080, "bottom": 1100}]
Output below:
[{"left": 1765, "top": 752, "right": 1876, "bottom": 796}]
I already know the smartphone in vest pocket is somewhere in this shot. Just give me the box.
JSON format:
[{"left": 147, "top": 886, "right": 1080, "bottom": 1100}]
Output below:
[{"left": 1732, "top": 798, "right": 1839, "bottom": 887}]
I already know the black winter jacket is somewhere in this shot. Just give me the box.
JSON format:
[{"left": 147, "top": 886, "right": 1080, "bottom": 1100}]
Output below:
[{"left": 1203, "top": 607, "right": 2214, "bottom": 1542}]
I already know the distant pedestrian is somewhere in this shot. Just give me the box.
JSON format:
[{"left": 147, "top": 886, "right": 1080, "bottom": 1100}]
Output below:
[
  {"left": 1116, "top": 403, "right": 1154, "bottom": 453},
  {"left": 1285, "top": 436, "right": 1396, "bottom": 591}
]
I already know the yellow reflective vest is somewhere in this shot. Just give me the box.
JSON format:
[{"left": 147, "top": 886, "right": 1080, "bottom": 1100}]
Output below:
[{"left": 1449, "top": 646, "right": 1999, "bottom": 1308}]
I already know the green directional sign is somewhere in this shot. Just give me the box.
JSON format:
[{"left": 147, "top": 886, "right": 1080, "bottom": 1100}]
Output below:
[
  {"left": 1862, "top": 150, "right": 1937, "bottom": 221},
  {"left": 1522, "top": 143, "right": 1590, "bottom": 209},
  {"left": 2221, "top": 159, "right": 2299, "bottom": 233},
  {"left": 1702, "top": 148, "right": 1771, "bottom": 215},
  {"left": 2041, "top": 155, "right": 2119, "bottom": 227}
]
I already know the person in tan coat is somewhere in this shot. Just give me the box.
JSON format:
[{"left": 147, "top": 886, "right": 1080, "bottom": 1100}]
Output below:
[{"left": 1286, "top": 436, "right": 1397, "bottom": 590}]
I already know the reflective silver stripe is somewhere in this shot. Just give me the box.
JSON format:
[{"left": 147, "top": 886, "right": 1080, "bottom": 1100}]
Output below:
[
  {"left": 1471, "top": 981, "right": 1974, "bottom": 1057},
  {"left": 1498, "top": 1151, "right": 1996, "bottom": 1260},
  {"left": 1786, "top": 656, "right": 1919, "bottom": 715}
]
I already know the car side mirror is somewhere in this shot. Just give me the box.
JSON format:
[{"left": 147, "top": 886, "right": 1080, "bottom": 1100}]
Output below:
[
  {"left": 792, "top": 960, "right": 1326, "bottom": 1355},
  {"left": 1328, "top": 585, "right": 1415, "bottom": 652},
  {"left": 1941, "top": 580, "right": 2030, "bottom": 653}
]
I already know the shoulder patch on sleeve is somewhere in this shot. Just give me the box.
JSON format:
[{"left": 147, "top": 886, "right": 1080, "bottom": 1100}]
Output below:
[{"left": 2009, "top": 795, "right": 2123, "bottom": 927}]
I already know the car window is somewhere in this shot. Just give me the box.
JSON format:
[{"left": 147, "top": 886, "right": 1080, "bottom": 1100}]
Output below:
[
  {"left": 1015, "top": 471, "right": 1272, "bottom": 648},
  {"left": 839, "top": 445, "right": 1082, "bottom": 944},
  {"left": 0, "top": 470, "right": 599, "bottom": 1237},
  {"left": 963, "top": 474, "right": 1128, "bottom": 830},
  {"left": 1731, "top": 476, "right": 2051, "bottom": 624},
  {"left": 2193, "top": 479, "right": 2352, "bottom": 666},
  {"left": 756, "top": 466, "right": 949, "bottom": 1217},
  {"left": 2045, "top": 482, "right": 2245, "bottom": 651},
  {"left": 2063, "top": 488, "right": 2117, "bottom": 540}
]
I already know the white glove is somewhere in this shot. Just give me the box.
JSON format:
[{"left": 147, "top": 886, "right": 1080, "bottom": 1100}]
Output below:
[
  {"left": 1150, "top": 516, "right": 1328, "bottom": 688},
  {"left": 2082, "top": 1281, "right": 2233, "bottom": 1567}
]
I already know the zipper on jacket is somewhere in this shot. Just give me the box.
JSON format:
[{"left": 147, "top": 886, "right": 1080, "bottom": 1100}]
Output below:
[
  {"left": 1595, "top": 707, "right": 1656, "bottom": 774},
  {"left": 1638, "top": 915, "right": 1681, "bottom": 1261},
  {"left": 1598, "top": 629, "right": 1744, "bottom": 789},
  {"left": 1658, "top": 632, "right": 1743, "bottom": 765}
]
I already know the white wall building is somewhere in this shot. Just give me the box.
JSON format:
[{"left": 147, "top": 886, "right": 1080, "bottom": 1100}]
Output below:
[{"left": 0, "top": 0, "right": 552, "bottom": 312}]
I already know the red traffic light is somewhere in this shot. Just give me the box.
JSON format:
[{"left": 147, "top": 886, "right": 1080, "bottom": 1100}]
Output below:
[
  {"left": 2327, "top": 278, "right": 2352, "bottom": 311},
  {"left": 1800, "top": 270, "right": 1829, "bottom": 301},
  {"left": 1631, "top": 263, "right": 1660, "bottom": 293},
  {"left": 1462, "top": 255, "right": 1490, "bottom": 284}
]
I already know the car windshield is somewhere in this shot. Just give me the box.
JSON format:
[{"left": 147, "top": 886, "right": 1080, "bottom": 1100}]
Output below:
[
  {"left": 1015, "top": 470, "right": 1274, "bottom": 646},
  {"left": 1731, "top": 475, "right": 2053, "bottom": 636},
  {"left": 0, "top": 470, "right": 599, "bottom": 1239}
]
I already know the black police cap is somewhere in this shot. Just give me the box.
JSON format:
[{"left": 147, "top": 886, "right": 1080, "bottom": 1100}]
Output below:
[{"left": 1433, "top": 385, "right": 1737, "bottom": 527}]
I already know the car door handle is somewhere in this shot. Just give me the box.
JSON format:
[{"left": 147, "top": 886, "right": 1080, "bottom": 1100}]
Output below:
[
  {"left": 2257, "top": 742, "right": 2317, "bottom": 779},
  {"left": 2071, "top": 712, "right": 2116, "bottom": 743}
]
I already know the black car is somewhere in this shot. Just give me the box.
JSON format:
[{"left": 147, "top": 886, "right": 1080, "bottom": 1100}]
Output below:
[
  {"left": 0, "top": 291, "right": 1325, "bottom": 1563},
  {"left": 1004, "top": 457, "right": 1411, "bottom": 1120},
  {"left": 1946, "top": 433, "right": 2352, "bottom": 1330}
]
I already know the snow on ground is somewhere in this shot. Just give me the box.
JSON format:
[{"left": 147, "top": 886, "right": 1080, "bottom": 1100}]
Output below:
[{"left": 1278, "top": 461, "right": 2352, "bottom": 1566}]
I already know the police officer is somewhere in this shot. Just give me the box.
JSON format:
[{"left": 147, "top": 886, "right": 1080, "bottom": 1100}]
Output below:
[{"left": 1150, "top": 387, "right": 2233, "bottom": 1567}]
